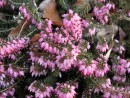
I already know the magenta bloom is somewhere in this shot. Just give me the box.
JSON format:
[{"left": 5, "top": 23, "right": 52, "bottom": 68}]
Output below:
[
  {"left": 93, "top": 3, "right": 115, "bottom": 24},
  {"left": 78, "top": 60, "right": 97, "bottom": 76},
  {"left": 96, "top": 42, "right": 109, "bottom": 52},
  {"left": 0, "top": 0, "right": 5, "bottom": 7},
  {"left": 62, "top": 9, "right": 85, "bottom": 41},
  {"left": 0, "top": 37, "right": 29, "bottom": 58},
  {"left": 19, "top": 5, "right": 31, "bottom": 20},
  {"left": 28, "top": 81, "right": 53, "bottom": 98},
  {"left": 112, "top": 58, "right": 130, "bottom": 82},
  {"left": 7, "top": 66, "right": 24, "bottom": 78},
  {"left": 94, "top": 56, "right": 109, "bottom": 77},
  {"left": 55, "top": 82, "right": 77, "bottom": 98},
  {"left": 30, "top": 65, "right": 46, "bottom": 77}
]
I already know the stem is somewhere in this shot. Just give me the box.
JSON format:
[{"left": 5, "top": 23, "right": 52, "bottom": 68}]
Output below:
[
  {"left": 0, "top": 79, "right": 22, "bottom": 93},
  {"left": 63, "top": 0, "right": 67, "bottom": 9},
  {"left": 18, "top": 20, "right": 28, "bottom": 37},
  {"left": 0, "top": 28, "right": 13, "bottom": 33},
  {"left": 26, "top": 28, "right": 37, "bottom": 37},
  {"left": 89, "top": 78, "right": 101, "bottom": 88},
  {"left": 32, "top": 0, "right": 41, "bottom": 22},
  {"left": 8, "top": 0, "right": 21, "bottom": 5},
  {"left": 14, "top": 55, "right": 25, "bottom": 64}
]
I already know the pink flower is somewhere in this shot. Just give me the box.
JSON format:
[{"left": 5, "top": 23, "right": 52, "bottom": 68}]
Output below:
[
  {"left": 103, "top": 92, "right": 110, "bottom": 98},
  {"left": 0, "top": 88, "right": 15, "bottom": 97},
  {"left": 37, "top": 23, "right": 43, "bottom": 30},
  {"left": 30, "top": 65, "right": 46, "bottom": 77},
  {"left": 62, "top": 9, "right": 84, "bottom": 41},
  {"left": 96, "top": 42, "right": 109, "bottom": 52},
  {"left": 55, "top": 82, "right": 77, "bottom": 98},
  {"left": 0, "top": 63, "right": 4, "bottom": 74},
  {"left": 45, "top": 19, "right": 52, "bottom": 32},
  {"left": 0, "top": 0, "right": 5, "bottom": 7},
  {"left": 0, "top": 37, "right": 29, "bottom": 58},
  {"left": 26, "top": 95, "right": 33, "bottom": 98},
  {"left": 112, "top": 58, "right": 130, "bottom": 82},
  {"left": 28, "top": 81, "right": 53, "bottom": 98},
  {"left": 128, "top": 11, "right": 130, "bottom": 17},
  {"left": 82, "top": 20, "right": 89, "bottom": 28},
  {"left": 7, "top": 66, "right": 24, "bottom": 78},
  {"left": 19, "top": 5, "right": 31, "bottom": 19},
  {"left": 93, "top": 3, "right": 114, "bottom": 24},
  {"left": 88, "top": 27, "right": 96, "bottom": 36},
  {"left": 78, "top": 60, "right": 97, "bottom": 76},
  {"left": 94, "top": 56, "right": 109, "bottom": 77}
]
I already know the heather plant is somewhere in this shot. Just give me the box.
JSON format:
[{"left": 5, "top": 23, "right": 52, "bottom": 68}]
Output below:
[{"left": 0, "top": 0, "right": 130, "bottom": 98}]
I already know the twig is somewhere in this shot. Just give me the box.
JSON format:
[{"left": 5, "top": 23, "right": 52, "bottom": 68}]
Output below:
[
  {"left": 32, "top": 0, "right": 41, "bottom": 22},
  {"left": 8, "top": 0, "right": 21, "bottom": 5},
  {"left": 18, "top": 20, "right": 28, "bottom": 37},
  {"left": 27, "top": 28, "right": 37, "bottom": 37},
  {"left": 0, "top": 79, "right": 22, "bottom": 93},
  {"left": 14, "top": 55, "right": 25, "bottom": 64},
  {"left": 0, "top": 28, "right": 13, "bottom": 33}
]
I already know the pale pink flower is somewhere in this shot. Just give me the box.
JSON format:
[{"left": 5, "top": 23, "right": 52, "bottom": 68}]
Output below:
[
  {"left": 19, "top": 5, "right": 31, "bottom": 19},
  {"left": 96, "top": 42, "right": 109, "bottom": 52},
  {"left": 30, "top": 65, "right": 46, "bottom": 77},
  {"left": 55, "top": 82, "right": 77, "bottom": 98},
  {"left": 93, "top": 3, "right": 115, "bottom": 24},
  {"left": 62, "top": 9, "right": 84, "bottom": 41},
  {"left": 88, "top": 27, "right": 96, "bottom": 36},
  {"left": 37, "top": 23, "right": 43, "bottom": 30},
  {"left": 78, "top": 60, "right": 97, "bottom": 76},
  {"left": 94, "top": 56, "right": 109, "bottom": 77},
  {"left": 112, "top": 58, "right": 130, "bottom": 82},
  {"left": 0, "top": 0, "right": 5, "bottom": 7},
  {"left": 0, "top": 37, "right": 29, "bottom": 58},
  {"left": 0, "top": 63, "right": 4, "bottom": 74},
  {"left": 128, "top": 11, "right": 130, "bottom": 17},
  {"left": 28, "top": 81, "right": 53, "bottom": 98},
  {"left": 7, "top": 66, "right": 24, "bottom": 78}
]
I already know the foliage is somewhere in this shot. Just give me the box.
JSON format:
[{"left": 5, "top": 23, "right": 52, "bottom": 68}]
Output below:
[{"left": 0, "top": 0, "right": 130, "bottom": 98}]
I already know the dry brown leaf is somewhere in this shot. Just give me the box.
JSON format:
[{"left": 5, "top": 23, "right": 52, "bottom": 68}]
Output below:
[
  {"left": 43, "top": 0, "right": 62, "bottom": 26},
  {"left": 30, "top": 33, "right": 41, "bottom": 44},
  {"left": 8, "top": 18, "right": 31, "bottom": 39},
  {"left": 74, "top": 0, "right": 84, "bottom": 5}
]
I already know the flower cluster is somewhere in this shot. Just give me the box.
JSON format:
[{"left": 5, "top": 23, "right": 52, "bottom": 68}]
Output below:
[
  {"left": 28, "top": 81, "right": 53, "bottom": 98},
  {"left": 0, "top": 0, "right": 5, "bottom": 7},
  {"left": 113, "top": 58, "right": 130, "bottom": 82},
  {"left": 78, "top": 60, "right": 97, "bottom": 77},
  {"left": 0, "top": 37, "right": 29, "bottom": 59},
  {"left": 113, "top": 40, "right": 125, "bottom": 54},
  {"left": 96, "top": 42, "right": 109, "bottom": 52},
  {"left": 0, "top": 74, "right": 14, "bottom": 88},
  {"left": 29, "top": 16, "right": 83, "bottom": 74},
  {"left": 19, "top": 4, "right": 31, "bottom": 20},
  {"left": 95, "top": 56, "right": 109, "bottom": 77},
  {"left": 1, "top": 1, "right": 130, "bottom": 98},
  {"left": 87, "top": 27, "right": 96, "bottom": 36},
  {"left": 128, "top": 11, "right": 130, "bottom": 17},
  {"left": 7, "top": 65, "right": 24, "bottom": 78},
  {"left": 54, "top": 82, "right": 78, "bottom": 98},
  {"left": 99, "top": 79, "right": 130, "bottom": 98},
  {"left": 93, "top": 3, "right": 115, "bottom": 24},
  {"left": 0, "top": 88, "right": 15, "bottom": 98},
  {"left": 28, "top": 81, "right": 78, "bottom": 98},
  {"left": 63, "top": 9, "right": 88, "bottom": 41},
  {"left": 78, "top": 54, "right": 109, "bottom": 77},
  {"left": 0, "top": 62, "right": 15, "bottom": 88}
]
